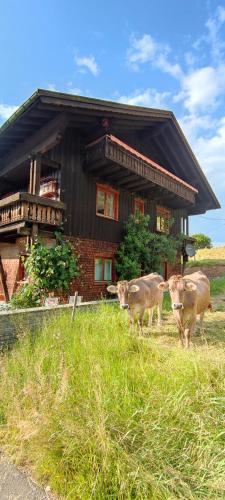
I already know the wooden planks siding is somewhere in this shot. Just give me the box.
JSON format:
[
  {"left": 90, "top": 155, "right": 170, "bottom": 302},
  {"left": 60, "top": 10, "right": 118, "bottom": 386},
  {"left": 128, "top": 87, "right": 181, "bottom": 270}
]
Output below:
[{"left": 47, "top": 129, "right": 184, "bottom": 243}]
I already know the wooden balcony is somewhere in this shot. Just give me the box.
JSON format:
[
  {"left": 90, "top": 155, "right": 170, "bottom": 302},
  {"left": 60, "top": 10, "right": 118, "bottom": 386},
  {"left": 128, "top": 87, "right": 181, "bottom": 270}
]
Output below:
[
  {"left": 0, "top": 192, "right": 65, "bottom": 235},
  {"left": 86, "top": 134, "right": 198, "bottom": 208}
]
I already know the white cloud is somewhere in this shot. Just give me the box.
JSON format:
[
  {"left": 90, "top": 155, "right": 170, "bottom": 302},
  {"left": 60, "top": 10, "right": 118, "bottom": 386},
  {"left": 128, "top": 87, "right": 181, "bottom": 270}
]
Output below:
[
  {"left": 75, "top": 55, "right": 99, "bottom": 76},
  {"left": 47, "top": 83, "right": 58, "bottom": 91},
  {"left": 179, "top": 114, "right": 225, "bottom": 189},
  {"left": 179, "top": 65, "right": 225, "bottom": 112},
  {"left": 205, "top": 5, "right": 225, "bottom": 61},
  {"left": 118, "top": 88, "right": 170, "bottom": 108},
  {"left": 127, "top": 34, "right": 161, "bottom": 70},
  {"left": 0, "top": 104, "right": 18, "bottom": 122}
]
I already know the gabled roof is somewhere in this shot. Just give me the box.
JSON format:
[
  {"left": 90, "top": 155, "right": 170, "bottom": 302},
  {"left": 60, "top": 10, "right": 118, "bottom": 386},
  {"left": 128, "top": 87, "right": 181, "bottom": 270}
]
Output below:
[{"left": 0, "top": 89, "right": 220, "bottom": 214}]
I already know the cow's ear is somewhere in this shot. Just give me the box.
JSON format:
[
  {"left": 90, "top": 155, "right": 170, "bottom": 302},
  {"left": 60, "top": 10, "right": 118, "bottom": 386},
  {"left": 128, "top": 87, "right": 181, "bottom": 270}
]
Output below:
[
  {"left": 107, "top": 285, "right": 118, "bottom": 294},
  {"left": 129, "top": 284, "right": 139, "bottom": 293},
  {"left": 184, "top": 281, "right": 197, "bottom": 292},
  {"left": 158, "top": 282, "right": 169, "bottom": 291}
]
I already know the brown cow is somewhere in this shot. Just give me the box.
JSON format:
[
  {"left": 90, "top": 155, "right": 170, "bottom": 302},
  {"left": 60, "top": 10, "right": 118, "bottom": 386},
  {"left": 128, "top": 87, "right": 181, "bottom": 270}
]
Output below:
[
  {"left": 107, "top": 273, "right": 164, "bottom": 332},
  {"left": 158, "top": 271, "right": 211, "bottom": 348}
]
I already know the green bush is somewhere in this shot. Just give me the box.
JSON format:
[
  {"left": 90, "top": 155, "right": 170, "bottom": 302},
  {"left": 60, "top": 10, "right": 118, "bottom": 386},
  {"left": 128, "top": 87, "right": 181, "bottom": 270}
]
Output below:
[
  {"left": 10, "top": 283, "right": 41, "bottom": 309},
  {"left": 25, "top": 234, "right": 79, "bottom": 294},
  {"left": 116, "top": 213, "right": 179, "bottom": 280},
  {"left": 192, "top": 233, "right": 212, "bottom": 250}
]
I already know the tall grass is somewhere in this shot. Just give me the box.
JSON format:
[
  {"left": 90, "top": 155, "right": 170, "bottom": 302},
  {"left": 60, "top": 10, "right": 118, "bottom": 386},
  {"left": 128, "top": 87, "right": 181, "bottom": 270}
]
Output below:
[{"left": 0, "top": 304, "right": 225, "bottom": 498}]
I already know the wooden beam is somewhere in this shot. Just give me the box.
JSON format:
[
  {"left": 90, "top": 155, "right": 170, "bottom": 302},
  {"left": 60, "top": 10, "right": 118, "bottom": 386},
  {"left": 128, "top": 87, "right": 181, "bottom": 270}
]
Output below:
[
  {"left": 0, "top": 255, "right": 9, "bottom": 302},
  {"left": 42, "top": 156, "right": 61, "bottom": 169},
  {"left": 0, "top": 112, "right": 68, "bottom": 177},
  {"left": 32, "top": 155, "right": 41, "bottom": 195}
]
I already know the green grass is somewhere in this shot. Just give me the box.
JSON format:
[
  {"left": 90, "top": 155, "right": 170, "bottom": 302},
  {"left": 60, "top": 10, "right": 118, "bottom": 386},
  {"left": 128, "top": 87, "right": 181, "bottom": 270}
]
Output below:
[
  {"left": 210, "top": 275, "right": 225, "bottom": 296},
  {"left": 187, "top": 259, "right": 225, "bottom": 267},
  {"left": 0, "top": 294, "right": 225, "bottom": 499}
]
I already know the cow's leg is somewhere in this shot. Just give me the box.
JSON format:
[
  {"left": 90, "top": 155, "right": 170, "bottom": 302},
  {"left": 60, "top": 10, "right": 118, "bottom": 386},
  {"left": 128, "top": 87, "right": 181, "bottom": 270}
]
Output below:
[
  {"left": 157, "top": 300, "right": 163, "bottom": 327},
  {"left": 138, "top": 309, "right": 145, "bottom": 335},
  {"left": 179, "top": 327, "right": 184, "bottom": 347},
  {"left": 199, "top": 312, "right": 205, "bottom": 335},
  {"left": 148, "top": 308, "right": 153, "bottom": 327},
  {"left": 129, "top": 310, "right": 135, "bottom": 332},
  {"left": 184, "top": 316, "right": 196, "bottom": 348}
]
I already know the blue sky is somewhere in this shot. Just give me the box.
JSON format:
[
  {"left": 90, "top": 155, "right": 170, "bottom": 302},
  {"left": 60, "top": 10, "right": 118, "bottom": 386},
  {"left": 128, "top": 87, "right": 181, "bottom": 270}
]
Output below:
[{"left": 0, "top": 0, "right": 225, "bottom": 244}]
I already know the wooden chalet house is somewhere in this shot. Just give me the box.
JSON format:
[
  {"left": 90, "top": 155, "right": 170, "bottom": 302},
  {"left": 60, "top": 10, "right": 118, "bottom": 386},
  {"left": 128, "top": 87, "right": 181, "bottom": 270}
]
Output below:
[{"left": 0, "top": 90, "right": 220, "bottom": 301}]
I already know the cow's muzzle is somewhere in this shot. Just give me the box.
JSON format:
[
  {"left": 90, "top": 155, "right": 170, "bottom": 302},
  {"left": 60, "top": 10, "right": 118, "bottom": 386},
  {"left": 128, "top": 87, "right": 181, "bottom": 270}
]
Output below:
[
  {"left": 121, "top": 304, "right": 129, "bottom": 310},
  {"left": 172, "top": 303, "right": 184, "bottom": 310}
]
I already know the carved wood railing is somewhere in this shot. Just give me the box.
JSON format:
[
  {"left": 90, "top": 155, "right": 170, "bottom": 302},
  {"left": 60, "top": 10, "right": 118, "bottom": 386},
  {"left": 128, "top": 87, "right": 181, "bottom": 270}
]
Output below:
[
  {"left": 0, "top": 192, "right": 65, "bottom": 228},
  {"left": 86, "top": 135, "right": 197, "bottom": 205}
]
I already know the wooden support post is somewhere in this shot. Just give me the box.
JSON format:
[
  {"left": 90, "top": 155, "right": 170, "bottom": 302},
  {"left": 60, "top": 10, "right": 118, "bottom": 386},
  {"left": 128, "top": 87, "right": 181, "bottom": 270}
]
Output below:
[
  {"left": 32, "top": 154, "right": 41, "bottom": 195},
  {"left": 29, "top": 157, "right": 34, "bottom": 194},
  {"left": 0, "top": 256, "right": 9, "bottom": 302},
  {"left": 71, "top": 291, "right": 78, "bottom": 322}
]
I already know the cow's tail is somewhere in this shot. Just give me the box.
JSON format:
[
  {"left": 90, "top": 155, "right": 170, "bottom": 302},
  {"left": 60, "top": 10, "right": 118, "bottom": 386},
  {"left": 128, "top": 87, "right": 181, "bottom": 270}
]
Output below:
[{"left": 208, "top": 303, "right": 213, "bottom": 313}]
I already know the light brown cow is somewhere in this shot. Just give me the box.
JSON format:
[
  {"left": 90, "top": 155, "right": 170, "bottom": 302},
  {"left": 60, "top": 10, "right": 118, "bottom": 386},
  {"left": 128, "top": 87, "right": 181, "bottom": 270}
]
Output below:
[
  {"left": 107, "top": 273, "right": 164, "bottom": 332},
  {"left": 158, "top": 271, "right": 212, "bottom": 348}
]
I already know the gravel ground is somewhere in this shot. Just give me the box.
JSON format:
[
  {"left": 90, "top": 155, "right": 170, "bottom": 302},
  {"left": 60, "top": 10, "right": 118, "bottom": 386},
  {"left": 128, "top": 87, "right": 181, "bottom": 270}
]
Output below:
[{"left": 0, "top": 455, "right": 54, "bottom": 500}]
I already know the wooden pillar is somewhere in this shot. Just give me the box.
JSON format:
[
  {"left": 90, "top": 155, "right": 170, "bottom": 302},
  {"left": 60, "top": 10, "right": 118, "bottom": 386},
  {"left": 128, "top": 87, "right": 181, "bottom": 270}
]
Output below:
[
  {"left": 33, "top": 154, "right": 41, "bottom": 195},
  {"left": 29, "top": 156, "right": 34, "bottom": 194},
  {"left": 29, "top": 154, "right": 41, "bottom": 195},
  {"left": 0, "top": 256, "right": 9, "bottom": 302},
  {"left": 186, "top": 216, "right": 189, "bottom": 236}
]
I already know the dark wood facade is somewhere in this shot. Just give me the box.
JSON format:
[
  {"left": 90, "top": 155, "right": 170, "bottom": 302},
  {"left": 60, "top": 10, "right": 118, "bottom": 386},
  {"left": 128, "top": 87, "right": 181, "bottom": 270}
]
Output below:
[{"left": 0, "top": 90, "right": 220, "bottom": 300}]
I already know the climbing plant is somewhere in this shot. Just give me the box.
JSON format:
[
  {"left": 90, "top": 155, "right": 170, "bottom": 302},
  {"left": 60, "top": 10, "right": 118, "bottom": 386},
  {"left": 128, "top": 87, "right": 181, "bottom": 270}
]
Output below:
[
  {"left": 25, "top": 233, "right": 79, "bottom": 294},
  {"left": 116, "top": 212, "right": 180, "bottom": 280},
  {"left": 11, "top": 233, "right": 79, "bottom": 308}
]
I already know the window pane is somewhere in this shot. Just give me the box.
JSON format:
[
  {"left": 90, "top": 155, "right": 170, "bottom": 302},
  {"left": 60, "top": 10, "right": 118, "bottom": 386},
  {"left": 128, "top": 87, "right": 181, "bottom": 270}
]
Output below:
[
  {"left": 134, "top": 199, "right": 144, "bottom": 214},
  {"left": 95, "top": 258, "right": 103, "bottom": 281},
  {"left": 105, "top": 193, "right": 114, "bottom": 218},
  {"left": 104, "top": 259, "right": 112, "bottom": 281},
  {"left": 97, "top": 190, "right": 105, "bottom": 215},
  {"left": 157, "top": 216, "right": 161, "bottom": 231}
]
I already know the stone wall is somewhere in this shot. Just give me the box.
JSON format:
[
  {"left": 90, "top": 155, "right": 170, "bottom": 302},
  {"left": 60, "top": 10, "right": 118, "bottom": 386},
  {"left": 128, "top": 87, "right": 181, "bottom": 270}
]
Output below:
[{"left": 0, "top": 300, "right": 117, "bottom": 350}]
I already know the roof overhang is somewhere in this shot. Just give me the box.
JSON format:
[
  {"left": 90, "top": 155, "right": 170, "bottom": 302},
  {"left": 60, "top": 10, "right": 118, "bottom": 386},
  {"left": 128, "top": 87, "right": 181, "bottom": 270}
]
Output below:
[{"left": 0, "top": 89, "right": 220, "bottom": 214}]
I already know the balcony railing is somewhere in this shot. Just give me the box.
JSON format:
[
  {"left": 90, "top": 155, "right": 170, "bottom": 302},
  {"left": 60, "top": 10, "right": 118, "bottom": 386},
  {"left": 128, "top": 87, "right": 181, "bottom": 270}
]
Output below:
[{"left": 0, "top": 192, "right": 65, "bottom": 228}]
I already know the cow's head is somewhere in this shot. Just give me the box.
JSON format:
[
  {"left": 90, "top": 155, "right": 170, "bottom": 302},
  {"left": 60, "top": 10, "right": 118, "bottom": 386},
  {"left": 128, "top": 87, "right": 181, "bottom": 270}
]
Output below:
[
  {"left": 107, "top": 281, "right": 139, "bottom": 309},
  {"left": 158, "top": 275, "right": 196, "bottom": 311}
]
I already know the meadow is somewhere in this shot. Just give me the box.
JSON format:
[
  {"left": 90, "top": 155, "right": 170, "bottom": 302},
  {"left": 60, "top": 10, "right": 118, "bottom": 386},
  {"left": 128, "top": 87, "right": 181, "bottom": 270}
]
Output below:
[
  {"left": 0, "top": 278, "right": 225, "bottom": 499},
  {"left": 188, "top": 245, "right": 225, "bottom": 267}
]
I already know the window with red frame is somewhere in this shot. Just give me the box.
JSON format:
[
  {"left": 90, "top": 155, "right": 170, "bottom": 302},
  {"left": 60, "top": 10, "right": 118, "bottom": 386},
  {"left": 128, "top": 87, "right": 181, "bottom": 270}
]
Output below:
[
  {"left": 134, "top": 198, "right": 145, "bottom": 215},
  {"left": 94, "top": 257, "right": 113, "bottom": 282},
  {"left": 96, "top": 184, "right": 119, "bottom": 220},
  {"left": 156, "top": 206, "right": 171, "bottom": 234}
]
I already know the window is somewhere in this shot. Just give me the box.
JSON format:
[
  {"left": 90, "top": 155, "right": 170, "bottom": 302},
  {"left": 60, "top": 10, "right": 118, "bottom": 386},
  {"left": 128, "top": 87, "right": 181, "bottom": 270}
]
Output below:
[
  {"left": 134, "top": 198, "right": 145, "bottom": 215},
  {"left": 94, "top": 257, "right": 113, "bottom": 282},
  {"left": 156, "top": 206, "right": 171, "bottom": 234},
  {"left": 96, "top": 184, "right": 119, "bottom": 220}
]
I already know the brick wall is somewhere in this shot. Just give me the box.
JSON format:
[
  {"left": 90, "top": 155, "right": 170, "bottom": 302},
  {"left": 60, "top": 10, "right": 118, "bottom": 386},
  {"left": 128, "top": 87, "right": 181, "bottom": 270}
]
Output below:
[
  {"left": 0, "top": 239, "right": 27, "bottom": 300},
  {"left": 68, "top": 237, "right": 118, "bottom": 301}
]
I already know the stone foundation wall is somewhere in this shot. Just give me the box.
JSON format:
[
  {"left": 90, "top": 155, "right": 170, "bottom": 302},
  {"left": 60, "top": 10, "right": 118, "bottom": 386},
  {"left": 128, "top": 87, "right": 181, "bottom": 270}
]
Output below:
[{"left": 0, "top": 300, "right": 117, "bottom": 349}]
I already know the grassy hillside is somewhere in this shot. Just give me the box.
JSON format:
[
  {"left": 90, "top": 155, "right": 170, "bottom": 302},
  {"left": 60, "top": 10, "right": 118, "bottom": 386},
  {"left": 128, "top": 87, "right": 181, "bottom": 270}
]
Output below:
[
  {"left": 187, "top": 246, "right": 225, "bottom": 267},
  {"left": 0, "top": 281, "right": 225, "bottom": 499}
]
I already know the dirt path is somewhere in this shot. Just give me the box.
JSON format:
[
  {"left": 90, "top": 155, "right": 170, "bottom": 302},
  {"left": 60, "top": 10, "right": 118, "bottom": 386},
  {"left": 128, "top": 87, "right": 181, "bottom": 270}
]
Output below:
[{"left": 0, "top": 454, "right": 54, "bottom": 500}]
